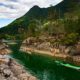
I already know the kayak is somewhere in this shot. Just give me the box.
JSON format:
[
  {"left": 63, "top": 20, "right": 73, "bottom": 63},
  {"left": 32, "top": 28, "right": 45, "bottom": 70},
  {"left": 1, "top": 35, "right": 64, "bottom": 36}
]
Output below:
[{"left": 55, "top": 60, "right": 80, "bottom": 70}]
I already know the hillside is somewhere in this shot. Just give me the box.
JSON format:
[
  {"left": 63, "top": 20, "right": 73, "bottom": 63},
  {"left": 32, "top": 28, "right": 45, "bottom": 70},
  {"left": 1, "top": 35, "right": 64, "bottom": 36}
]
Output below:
[{"left": 0, "top": 0, "right": 80, "bottom": 40}]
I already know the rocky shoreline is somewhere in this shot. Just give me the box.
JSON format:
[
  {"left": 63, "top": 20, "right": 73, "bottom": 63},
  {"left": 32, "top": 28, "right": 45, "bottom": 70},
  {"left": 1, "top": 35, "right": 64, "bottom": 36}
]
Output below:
[
  {"left": 20, "top": 47, "right": 80, "bottom": 66},
  {"left": 20, "top": 37, "right": 80, "bottom": 66},
  {"left": 0, "top": 58, "right": 38, "bottom": 80},
  {"left": 0, "top": 42, "right": 38, "bottom": 80}
]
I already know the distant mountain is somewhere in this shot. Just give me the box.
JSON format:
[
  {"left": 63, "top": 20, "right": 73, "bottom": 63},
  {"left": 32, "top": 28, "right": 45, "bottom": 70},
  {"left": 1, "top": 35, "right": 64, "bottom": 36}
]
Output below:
[{"left": 0, "top": 0, "right": 80, "bottom": 39}]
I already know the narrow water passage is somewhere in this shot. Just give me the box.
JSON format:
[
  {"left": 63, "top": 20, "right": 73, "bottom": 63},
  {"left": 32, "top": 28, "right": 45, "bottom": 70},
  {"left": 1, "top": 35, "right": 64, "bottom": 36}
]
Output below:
[
  {"left": 9, "top": 44, "right": 80, "bottom": 80},
  {"left": 10, "top": 51, "right": 80, "bottom": 80}
]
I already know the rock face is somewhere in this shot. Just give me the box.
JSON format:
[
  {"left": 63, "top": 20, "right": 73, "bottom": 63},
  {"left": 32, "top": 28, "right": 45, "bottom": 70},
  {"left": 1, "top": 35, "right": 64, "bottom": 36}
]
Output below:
[
  {"left": 0, "top": 42, "right": 11, "bottom": 55},
  {"left": 0, "top": 58, "right": 38, "bottom": 80},
  {"left": 0, "top": 42, "right": 38, "bottom": 80},
  {"left": 0, "top": 52, "right": 38, "bottom": 80},
  {"left": 20, "top": 37, "right": 70, "bottom": 54}
]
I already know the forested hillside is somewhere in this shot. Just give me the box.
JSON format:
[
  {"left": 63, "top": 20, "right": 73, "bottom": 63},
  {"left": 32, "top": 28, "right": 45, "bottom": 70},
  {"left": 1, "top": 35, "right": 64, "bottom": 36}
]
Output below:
[{"left": 0, "top": 0, "right": 80, "bottom": 43}]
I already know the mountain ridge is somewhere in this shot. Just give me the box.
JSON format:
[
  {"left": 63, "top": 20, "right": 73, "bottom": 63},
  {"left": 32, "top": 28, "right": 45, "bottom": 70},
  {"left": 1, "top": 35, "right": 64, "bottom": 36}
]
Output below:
[{"left": 0, "top": 0, "right": 80, "bottom": 39}]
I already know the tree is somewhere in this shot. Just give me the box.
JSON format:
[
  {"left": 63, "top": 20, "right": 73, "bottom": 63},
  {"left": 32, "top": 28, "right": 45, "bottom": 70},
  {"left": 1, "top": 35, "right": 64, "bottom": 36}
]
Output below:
[{"left": 60, "top": 33, "right": 79, "bottom": 46}]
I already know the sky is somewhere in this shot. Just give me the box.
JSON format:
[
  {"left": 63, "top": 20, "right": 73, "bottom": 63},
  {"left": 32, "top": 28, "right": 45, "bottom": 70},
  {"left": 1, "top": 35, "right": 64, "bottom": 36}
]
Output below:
[{"left": 0, "top": 0, "right": 63, "bottom": 28}]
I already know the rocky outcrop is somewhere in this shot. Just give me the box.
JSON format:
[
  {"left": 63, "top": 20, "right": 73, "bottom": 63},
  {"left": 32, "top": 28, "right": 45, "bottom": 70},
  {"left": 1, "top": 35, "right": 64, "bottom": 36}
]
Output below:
[
  {"left": 20, "top": 38, "right": 80, "bottom": 66},
  {"left": 0, "top": 42, "right": 38, "bottom": 80},
  {"left": 20, "top": 37, "right": 70, "bottom": 54},
  {"left": 0, "top": 58, "right": 38, "bottom": 80},
  {"left": 0, "top": 42, "right": 11, "bottom": 55}
]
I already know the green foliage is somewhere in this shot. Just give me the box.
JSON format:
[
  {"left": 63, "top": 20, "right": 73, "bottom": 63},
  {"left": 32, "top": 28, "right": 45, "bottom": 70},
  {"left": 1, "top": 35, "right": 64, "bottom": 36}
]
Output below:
[
  {"left": 60, "top": 33, "right": 79, "bottom": 46},
  {"left": 0, "top": 0, "right": 80, "bottom": 41},
  {"left": 43, "top": 19, "right": 65, "bottom": 36}
]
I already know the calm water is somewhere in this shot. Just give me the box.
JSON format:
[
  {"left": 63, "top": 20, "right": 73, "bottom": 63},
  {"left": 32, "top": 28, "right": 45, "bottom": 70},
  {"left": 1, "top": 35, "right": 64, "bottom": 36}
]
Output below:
[{"left": 10, "top": 44, "right": 80, "bottom": 80}]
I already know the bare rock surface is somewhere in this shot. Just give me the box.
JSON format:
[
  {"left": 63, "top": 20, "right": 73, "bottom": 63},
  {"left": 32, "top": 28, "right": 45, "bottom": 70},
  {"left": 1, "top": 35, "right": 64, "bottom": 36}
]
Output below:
[
  {"left": 0, "top": 42, "right": 38, "bottom": 80},
  {"left": 0, "top": 56, "right": 38, "bottom": 80}
]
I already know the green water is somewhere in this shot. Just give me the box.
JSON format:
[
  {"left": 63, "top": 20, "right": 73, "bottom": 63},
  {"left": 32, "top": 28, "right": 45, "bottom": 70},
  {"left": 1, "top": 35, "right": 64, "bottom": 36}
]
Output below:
[{"left": 10, "top": 44, "right": 80, "bottom": 80}]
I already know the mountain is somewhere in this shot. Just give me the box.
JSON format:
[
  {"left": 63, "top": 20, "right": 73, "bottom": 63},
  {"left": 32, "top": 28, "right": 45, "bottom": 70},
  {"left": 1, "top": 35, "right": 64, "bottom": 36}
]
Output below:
[{"left": 0, "top": 0, "right": 80, "bottom": 39}]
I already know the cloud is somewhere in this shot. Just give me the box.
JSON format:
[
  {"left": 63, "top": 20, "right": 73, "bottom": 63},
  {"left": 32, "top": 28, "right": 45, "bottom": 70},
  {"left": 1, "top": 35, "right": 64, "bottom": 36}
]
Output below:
[{"left": 0, "top": 0, "right": 63, "bottom": 19}]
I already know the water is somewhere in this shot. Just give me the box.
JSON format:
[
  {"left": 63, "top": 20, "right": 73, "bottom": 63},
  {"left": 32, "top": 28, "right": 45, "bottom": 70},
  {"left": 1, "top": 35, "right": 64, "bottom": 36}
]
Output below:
[{"left": 10, "top": 44, "right": 80, "bottom": 80}]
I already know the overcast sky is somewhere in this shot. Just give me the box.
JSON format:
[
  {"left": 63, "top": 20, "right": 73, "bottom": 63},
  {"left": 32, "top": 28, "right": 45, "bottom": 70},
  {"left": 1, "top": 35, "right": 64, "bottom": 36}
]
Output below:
[{"left": 0, "top": 0, "right": 63, "bottom": 28}]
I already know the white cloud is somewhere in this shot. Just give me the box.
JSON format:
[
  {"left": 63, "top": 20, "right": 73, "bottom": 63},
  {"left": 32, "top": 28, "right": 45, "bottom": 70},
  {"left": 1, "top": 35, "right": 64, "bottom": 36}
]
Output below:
[{"left": 0, "top": 0, "right": 63, "bottom": 19}]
